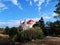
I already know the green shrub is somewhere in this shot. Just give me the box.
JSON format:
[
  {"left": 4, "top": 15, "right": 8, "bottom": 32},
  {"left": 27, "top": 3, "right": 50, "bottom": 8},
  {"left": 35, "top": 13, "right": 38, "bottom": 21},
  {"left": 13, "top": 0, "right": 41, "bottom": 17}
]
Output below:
[
  {"left": 8, "top": 27, "right": 18, "bottom": 38},
  {"left": 4, "top": 26, "right": 10, "bottom": 34},
  {"left": 15, "top": 28, "right": 44, "bottom": 42}
]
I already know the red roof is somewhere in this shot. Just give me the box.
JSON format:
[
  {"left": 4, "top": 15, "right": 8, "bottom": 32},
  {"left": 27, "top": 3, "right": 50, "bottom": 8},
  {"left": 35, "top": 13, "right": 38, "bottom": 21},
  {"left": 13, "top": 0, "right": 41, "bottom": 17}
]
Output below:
[
  {"left": 18, "top": 19, "right": 34, "bottom": 28},
  {"left": 27, "top": 20, "right": 34, "bottom": 24}
]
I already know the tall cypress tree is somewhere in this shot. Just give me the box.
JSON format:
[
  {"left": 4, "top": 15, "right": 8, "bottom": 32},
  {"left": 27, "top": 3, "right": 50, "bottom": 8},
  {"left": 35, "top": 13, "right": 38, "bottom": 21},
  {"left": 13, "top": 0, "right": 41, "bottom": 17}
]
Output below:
[
  {"left": 39, "top": 17, "right": 47, "bottom": 36},
  {"left": 39, "top": 17, "right": 45, "bottom": 30}
]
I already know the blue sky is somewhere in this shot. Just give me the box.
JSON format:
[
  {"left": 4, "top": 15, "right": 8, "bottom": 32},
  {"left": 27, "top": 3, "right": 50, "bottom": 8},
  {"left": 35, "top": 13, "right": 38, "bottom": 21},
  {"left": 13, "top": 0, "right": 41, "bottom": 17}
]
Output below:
[{"left": 0, "top": 0, "right": 58, "bottom": 28}]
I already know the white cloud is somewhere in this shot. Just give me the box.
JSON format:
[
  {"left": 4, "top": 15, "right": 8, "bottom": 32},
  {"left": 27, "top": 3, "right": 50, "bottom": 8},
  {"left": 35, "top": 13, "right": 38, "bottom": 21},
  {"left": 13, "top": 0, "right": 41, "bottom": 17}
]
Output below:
[
  {"left": 0, "top": 16, "right": 52, "bottom": 28},
  {"left": 30, "top": 0, "right": 32, "bottom": 6},
  {"left": 0, "top": 0, "right": 23, "bottom": 10},
  {"left": 0, "top": 20, "right": 20, "bottom": 28},
  {"left": 37, "top": 0, "right": 45, "bottom": 7},
  {"left": 37, "top": 0, "right": 45, "bottom": 12},
  {"left": 38, "top": 7, "right": 41, "bottom": 12},
  {"left": 42, "top": 13, "right": 51, "bottom": 20},
  {"left": 23, "top": 17, "right": 40, "bottom": 22},
  {"left": 45, "top": 0, "right": 50, "bottom": 6},
  {"left": 25, "top": 0, "right": 45, "bottom": 12},
  {"left": 43, "top": 15, "right": 51, "bottom": 20},
  {"left": 10, "top": 0, "right": 23, "bottom": 10},
  {"left": 33, "top": 18, "right": 40, "bottom": 21},
  {"left": 0, "top": 18, "right": 40, "bottom": 28},
  {"left": 25, "top": 0, "right": 33, "bottom": 6},
  {"left": 4, "top": 0, "right": 23, "bottom": 10},
  {"left": 11, "top": 0, "right": 18, "bottom": 6},
  {"left": 34, "top": 0, "right": 38, "bottom": 3},
  {"left": 18, "top": 5, "right": 23, "bottom": 10},
  {"left": 52, "top": 13, "right": 58, "bottom": 17},
  {"left": 0, "top": 2, "right": 8, "bottom": 12},
  {"left": 3, "top": 0, "right": 18, "bottom": 5},
  {"left": 7, "top": 20, "right": 20, "bottom": 27}
]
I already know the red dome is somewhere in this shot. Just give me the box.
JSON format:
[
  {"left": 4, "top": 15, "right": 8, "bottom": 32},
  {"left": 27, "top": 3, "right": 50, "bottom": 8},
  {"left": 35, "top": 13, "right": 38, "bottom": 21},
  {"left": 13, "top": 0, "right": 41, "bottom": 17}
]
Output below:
[
  {"left": 28, "top": 20, "right": 34, "bottom": 22},
  {"left": 27, "top": 20, "right": 34, "bottom": 24}
]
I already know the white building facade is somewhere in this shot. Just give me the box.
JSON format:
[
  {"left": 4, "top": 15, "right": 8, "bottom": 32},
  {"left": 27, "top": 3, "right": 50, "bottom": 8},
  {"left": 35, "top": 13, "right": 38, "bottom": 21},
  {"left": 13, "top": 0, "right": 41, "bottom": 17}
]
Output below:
[{"left": 18, "top": 19, "right": 35, "bottom": 30}]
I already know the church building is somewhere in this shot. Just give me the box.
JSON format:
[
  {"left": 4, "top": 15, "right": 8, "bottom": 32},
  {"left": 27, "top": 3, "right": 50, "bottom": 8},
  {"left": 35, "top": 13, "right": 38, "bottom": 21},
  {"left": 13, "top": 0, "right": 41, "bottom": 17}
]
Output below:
[{"left": 18, "top": 19, "right": 35, "bottom": 30}]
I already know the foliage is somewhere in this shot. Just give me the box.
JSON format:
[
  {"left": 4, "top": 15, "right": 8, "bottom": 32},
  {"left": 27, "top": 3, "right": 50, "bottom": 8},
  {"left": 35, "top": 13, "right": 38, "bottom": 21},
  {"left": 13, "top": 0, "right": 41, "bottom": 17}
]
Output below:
[
  {"left": 8, "top": 27, "right": 18, "bottom": 38},
  {"left": 54, "top": 1, "right": 60, "bottom": 14},
  {"left": 4, "top": 26, "right": 18, "bottom": 39},
  {"left": 33, "top": 17, "right": 46, "bottom": 36},
  {"left": 33, "top": 17, "right": 45, "bottom": 30},
  {"left": 54, "top": 0, "right": 60, "bottom": 20},
  {"left": 15, "top": 28, "right": 44, "bottom": 42},
  {"left": 46, "top": 21, "right": 60, "bottom": 36},
  {"left": 0, "top": 28, "right": 4, "bottom": 34},
  {"left": 4, "top": 26, "right": 10, "bottom": 34}
]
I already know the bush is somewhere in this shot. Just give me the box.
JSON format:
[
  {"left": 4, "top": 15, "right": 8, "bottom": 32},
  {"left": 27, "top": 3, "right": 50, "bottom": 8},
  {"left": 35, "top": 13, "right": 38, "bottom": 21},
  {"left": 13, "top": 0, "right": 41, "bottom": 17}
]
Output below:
[
  {"left": 15, "top": 28, "right": 44, "bottom": 42},
  {"left": 8, "top": 27, "right": 18, "bottom": 38},
  {"left": 4, "top": 26, "right": 10, "bottom": 34}
]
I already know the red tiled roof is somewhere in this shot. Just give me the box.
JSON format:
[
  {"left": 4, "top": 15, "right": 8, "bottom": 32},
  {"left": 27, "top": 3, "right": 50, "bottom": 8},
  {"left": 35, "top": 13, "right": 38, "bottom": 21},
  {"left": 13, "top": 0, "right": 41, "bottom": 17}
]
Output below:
[{"left": 27, "top": 20, "right": 34, "bottom": 24}]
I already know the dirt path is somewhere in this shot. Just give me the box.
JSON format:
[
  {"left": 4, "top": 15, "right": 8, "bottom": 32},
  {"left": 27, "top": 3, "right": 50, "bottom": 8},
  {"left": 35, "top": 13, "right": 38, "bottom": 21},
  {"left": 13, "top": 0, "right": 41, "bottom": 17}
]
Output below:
[
  {"left": 15, "top": 36, "right": 60, "bottom": 45},
  {"left": 45, "top": 36, "right": 60, "bottom": 41},
  {"left": 0, "top": 36, "right": 60, "bottom": 45},
  {"left": 41, "top": 36, "right": 60, "bottom": 45}
]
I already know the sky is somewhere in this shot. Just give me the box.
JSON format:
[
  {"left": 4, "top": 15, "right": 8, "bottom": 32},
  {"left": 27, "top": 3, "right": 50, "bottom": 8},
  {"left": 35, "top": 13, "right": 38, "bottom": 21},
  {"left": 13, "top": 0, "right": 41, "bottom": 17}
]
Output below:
[{"left": 0, "top": 0, "right": 58, "bottom": 28}]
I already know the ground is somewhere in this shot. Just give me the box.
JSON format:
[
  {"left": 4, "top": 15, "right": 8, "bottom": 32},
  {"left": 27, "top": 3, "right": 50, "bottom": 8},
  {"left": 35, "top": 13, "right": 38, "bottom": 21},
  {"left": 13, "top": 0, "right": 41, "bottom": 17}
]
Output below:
[
  {"left": 0, "top": 36, "right": 60, "bottom": 45},
  {"left": 14, "top": 36, "right": 60, "bottom": 45}
]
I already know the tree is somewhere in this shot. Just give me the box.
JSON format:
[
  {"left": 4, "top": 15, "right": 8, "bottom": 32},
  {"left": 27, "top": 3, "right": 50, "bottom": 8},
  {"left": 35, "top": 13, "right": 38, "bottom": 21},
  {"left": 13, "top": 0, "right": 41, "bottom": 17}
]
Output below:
[
  {"left": 33, "top": 17, "right": 47, "bottom": 36},
  {"left": 54, "top": 0, "right": 60, "bottom": 20},
  {"left": 39, "top": 17, "right": 48, "bottom": 36},
  {"left": 46, "top": 22, "right": 56, "bottom": 36},
  {"left": 33, "top": 22, "right": 39, "bottom": 27},
  {"left": 39, "top": 17, "right": 45, "bottom": 30},
  {"left": 53, "top": 0, "right": 60, "bottom": 36},
  {"left": 46, "top": 20, "right": 60, "bottom": 36},
  {"left": 33, "top": 17, "right": 45, "bottom": 29},
  {"left": 4, "top": 26, "right": 10, "bottom": 34},
  {"left": 53, "top": 20, "right": 60, "bottom": 35},
  {"left": 8, "top": 27, "right": 18, "bottom": 38}
]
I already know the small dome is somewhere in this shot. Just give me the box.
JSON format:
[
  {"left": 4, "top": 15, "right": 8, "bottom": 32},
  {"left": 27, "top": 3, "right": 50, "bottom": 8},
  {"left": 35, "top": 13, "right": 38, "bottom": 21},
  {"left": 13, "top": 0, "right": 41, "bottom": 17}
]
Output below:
[
  {"left": 28, "top": 20, "right": 34, "bottom": 22},
  {"left": 27, "top": 19, "right": 34, "bottom": 24}
]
